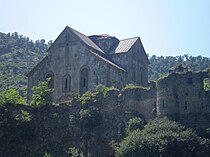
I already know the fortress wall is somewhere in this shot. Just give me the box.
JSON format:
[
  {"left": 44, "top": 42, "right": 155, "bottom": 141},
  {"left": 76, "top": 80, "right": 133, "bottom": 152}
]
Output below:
[
  {"left": 119, "top": 84, "right": 157, "bottom": 121},
  {"left": 156, "top": 74, "right": 179, "bottom": 117},
  {"left": 156, "top": 71, "right": 210, "bottom": 130}
]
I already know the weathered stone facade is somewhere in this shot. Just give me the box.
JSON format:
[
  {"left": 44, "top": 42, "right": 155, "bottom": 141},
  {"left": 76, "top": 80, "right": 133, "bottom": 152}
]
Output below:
[
  {"left": 2, "top": 69, "right": 210, "bottom": 157},
  {"left": 26, "top": 26, "right": 210, "bottom": 130},
  {"left": 111, "top": 68, "right": 210, "bottom": 131},
  {"left": 27, "top": 26, "right": 149, "bottom": 103}
]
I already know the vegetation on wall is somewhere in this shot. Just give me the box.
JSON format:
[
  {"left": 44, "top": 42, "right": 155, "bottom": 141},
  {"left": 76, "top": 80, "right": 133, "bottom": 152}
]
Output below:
[
  {"left": 0, "top": 31, "right": 210, "bottom": 157},
  {"left": 0, "top": 87, "right": 209, "bottom": 157},
  {"left": 0, "top": 31, "right": 210, "bottom": 97}
]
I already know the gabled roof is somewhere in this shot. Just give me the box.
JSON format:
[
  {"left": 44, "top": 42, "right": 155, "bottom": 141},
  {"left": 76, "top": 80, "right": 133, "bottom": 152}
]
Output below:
[
  {"left": 27, "top": 26, "right": 126, "bottom": 76},
  {"left": 114, "top": 37, "right": 139, "bottom": 53},
  {"left": 68, "top": 26, "right": 104, "bottom": 53},
  {"left": 47, "top": 26, "right": 104, "bottom": 54},
  {"left": 26, "top": 55, "right": 48, "bottom": 76}
]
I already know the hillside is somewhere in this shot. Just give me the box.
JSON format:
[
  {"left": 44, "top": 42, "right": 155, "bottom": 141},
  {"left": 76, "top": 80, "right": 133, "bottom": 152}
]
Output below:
[
  {"left": 0, "top": 32, "right": 51, "bottom": 96},
  {"left": 148, "top": 54, "right": 210, "bottom": 80},
  {"left": 0, "top": 31, "right": 210, "bottom": 97}
]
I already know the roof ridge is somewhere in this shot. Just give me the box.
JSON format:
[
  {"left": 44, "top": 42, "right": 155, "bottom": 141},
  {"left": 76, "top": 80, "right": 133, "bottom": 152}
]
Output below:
[
  {"left": 67, "top": 26, "right": 104, "bottom": 53},
  {"left": 119, "top": 36, "right": 139, "bottom": 41}
]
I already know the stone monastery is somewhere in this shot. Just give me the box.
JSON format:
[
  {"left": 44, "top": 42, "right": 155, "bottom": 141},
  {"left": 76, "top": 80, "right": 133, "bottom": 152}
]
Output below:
[
  {"left": 27, "top": 26, "right": 149, "bottom": 103},
  {"left": 27, "top": 26, "right": 210, "bottom": 130}
]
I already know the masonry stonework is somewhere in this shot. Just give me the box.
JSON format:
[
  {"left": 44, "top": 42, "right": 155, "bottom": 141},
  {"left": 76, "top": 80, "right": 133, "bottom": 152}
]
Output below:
[
  {"left": 27, "top": 26, "right": 210, "bottom": 130},
  {"left": 27, "top": 26, "right": 149, "bottom": 103}
]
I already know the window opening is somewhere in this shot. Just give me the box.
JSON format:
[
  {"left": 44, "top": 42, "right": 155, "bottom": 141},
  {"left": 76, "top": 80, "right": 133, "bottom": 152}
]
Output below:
[{"left": 184, "top": 101, "right": 188, "bottom": 110}]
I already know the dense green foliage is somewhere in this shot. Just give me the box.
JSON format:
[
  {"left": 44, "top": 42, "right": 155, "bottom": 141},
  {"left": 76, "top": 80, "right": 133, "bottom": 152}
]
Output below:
[
  {"left": 148, "top": 54, "right": 210, "bottom": 81},
  {"left": 0, "top": 89, "right": 25, "bottom": 106},
  {"left": 115, "top": 118, "right": 210, "bottom": 157},
  {"left": 126, "top": 117, "right": 145, "bottom": 134},
  {"left": 31, "top": 81, "right": 53, "bottom": 105},
  {"left": 0, "top": 32, "right": 51, "bottom": 97}
]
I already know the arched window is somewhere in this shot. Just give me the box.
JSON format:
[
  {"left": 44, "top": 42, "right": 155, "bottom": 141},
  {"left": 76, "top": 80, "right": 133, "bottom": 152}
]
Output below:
[
  {"left": 80, "top": 67, "right": 89, "bottom": 94},
  {"left": 45, "top": 72, "right": 54, "bottom": 88},
  {"left": 184, "top": 101, "right": 188, "bottom": 110},
  {"left": 63, "top": 75, "right": 71, "bottom": 92}
]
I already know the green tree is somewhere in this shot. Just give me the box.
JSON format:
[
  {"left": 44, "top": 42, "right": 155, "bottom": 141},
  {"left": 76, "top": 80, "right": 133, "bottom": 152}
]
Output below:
[
  {"left": 115, "top": 118, "right": 210, "bottom": 157},
  {"left": 0, "top": 89, "right": 25, "bottom": 106},
  {"left": 126, "top": 117, "right": 145, "bottom": 134},
  {"left": 31, "top": 81, "right": 53, "bottom": 105}
]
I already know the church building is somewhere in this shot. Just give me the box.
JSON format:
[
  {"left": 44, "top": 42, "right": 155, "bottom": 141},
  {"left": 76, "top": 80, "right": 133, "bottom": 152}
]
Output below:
[{"left": 27, "top": 26, "right": 149, "bottom": 103}]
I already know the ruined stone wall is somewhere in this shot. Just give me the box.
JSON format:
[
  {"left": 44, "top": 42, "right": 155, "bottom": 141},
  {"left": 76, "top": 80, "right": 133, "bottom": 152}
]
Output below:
[
  {"left": 157, "top": 71, "right": 210, "bottom": 130},
  {"left": 119, "top": 83, "right": 156, "bottom": 121}
]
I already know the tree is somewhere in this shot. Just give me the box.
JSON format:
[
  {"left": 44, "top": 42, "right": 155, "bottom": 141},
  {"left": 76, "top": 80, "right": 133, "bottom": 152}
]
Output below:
[
  {"left": 115, "top": 118, "right": 210, "bottom": 157},
  {"left": 126, "top": 117, "right": 145, "bottom": 134},
  {"left": 0, "top": 89, "right": 25, "bottom": 106},
  {"left": 31, "top": 81, "right": 53, "bottom": 105}
]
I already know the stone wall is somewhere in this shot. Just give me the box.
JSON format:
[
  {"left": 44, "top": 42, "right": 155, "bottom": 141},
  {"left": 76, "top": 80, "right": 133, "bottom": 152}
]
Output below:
[
  {"left": 109, "top": 40, "right": 148, "bottom": 87},
  {"left": 2, "top": 73, "right": 210, "bottom": 156},
  {"left": 157, "top": 70, "right": 210, "bottom": 129},
  {"left": 27, "top": 28, "right": 126, "bottom": 103}
]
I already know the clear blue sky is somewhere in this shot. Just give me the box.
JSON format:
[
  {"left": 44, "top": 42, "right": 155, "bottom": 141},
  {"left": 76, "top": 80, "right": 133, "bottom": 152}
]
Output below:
[{"left": 1, "top": 0, "right": 210, "bottom": 57}]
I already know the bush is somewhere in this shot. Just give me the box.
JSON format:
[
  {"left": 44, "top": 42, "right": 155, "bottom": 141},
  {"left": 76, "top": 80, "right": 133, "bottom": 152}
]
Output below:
[
  {"left": 0, "top": 89, "right": 25, "bottom": 106},
  {"left": 79, "top": 106, "right": 101, "bottom": 129},
  {"left": 31, "top": 81, "right": 53, "bottom": 105},
  {"left": 126, "top": 117, "right": 145, "bottom": 134},
  {"left": 115, "top": 118, "right": 210, "bottom": 157},
  {"left": 96, "top": 84, "right": 118, "bottom": 97},
  {"left": 15, "top": 110, "right": 32, "bottom": 123},
  {"left": 79, "top": 91, "right": 97, "bottom": 105}
]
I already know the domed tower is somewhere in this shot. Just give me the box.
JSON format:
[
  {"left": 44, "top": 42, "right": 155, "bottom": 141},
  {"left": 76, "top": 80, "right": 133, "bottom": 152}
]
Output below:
[
  {"left": 89, "top": 34, "right": 119, "bottom": 54},
  {"left": 156, "top": 73, "right": 179, "bottom": 118}
]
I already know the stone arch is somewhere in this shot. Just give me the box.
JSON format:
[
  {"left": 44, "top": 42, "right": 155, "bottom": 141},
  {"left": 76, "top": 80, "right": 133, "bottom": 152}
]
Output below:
[
  {"left": 63, "top": 74, "right": 71, "bottom": 92},
  {"left": 45, "top": 71, "right": 54, "bottom": 88},
  {"left": 80, "top": 66, "right": 89, "bottom": 94}
]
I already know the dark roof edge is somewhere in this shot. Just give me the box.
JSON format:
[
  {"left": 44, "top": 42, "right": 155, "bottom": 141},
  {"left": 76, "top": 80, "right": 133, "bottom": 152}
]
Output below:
[
  {"left": 89, "top": 49, "right": 126, "bottom": 72},
  {"left": 26, "top": 56, "right": 48, "bottom": 76},
  {"left": 138, "top": 37, "right": 150, "bottom": 63}
]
